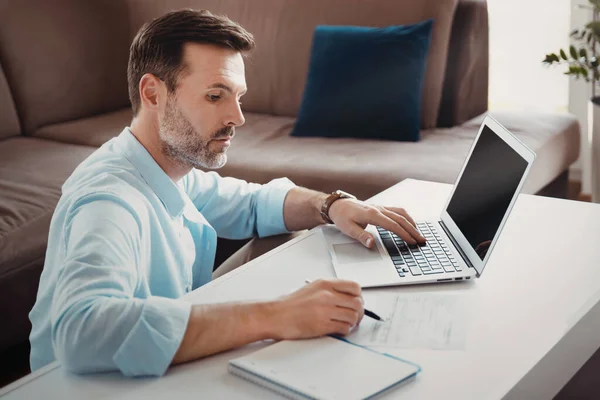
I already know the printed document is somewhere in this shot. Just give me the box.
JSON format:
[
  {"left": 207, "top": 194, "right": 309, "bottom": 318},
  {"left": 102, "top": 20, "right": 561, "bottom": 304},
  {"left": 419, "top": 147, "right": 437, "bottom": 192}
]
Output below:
[{"left": 346, "top": 292, "right": 467, "bottom": 350}]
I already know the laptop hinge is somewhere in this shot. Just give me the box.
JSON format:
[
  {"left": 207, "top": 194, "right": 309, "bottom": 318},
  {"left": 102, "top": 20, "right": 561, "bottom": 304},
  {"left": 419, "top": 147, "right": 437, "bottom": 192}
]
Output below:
[{"left": 439, "top": 220, "right": 477, "bottom": 274}]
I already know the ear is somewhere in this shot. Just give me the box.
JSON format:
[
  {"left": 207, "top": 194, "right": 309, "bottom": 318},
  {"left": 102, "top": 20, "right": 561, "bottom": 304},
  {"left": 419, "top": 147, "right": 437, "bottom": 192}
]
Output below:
[{"left": 139, "top": 73, "right": 167, "bottom": 113}]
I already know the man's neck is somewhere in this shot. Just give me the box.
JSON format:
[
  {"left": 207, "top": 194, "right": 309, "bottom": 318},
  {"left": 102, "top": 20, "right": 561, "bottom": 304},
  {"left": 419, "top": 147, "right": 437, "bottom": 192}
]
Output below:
[{"left": 129, "top": 115, "right": 192, "bottom": 182}]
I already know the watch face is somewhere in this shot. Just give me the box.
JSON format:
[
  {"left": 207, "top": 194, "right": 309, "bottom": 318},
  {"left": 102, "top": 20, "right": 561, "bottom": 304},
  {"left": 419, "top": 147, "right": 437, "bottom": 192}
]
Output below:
[{"left": 336, "top": 190, "right": 355, "bottom": 199}]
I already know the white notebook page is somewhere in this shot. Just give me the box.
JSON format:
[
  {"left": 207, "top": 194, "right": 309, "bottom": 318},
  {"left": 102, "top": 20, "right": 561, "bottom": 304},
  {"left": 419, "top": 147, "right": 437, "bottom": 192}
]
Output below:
[{"left": 229, "top": 336, "right": 419, "bottom": 400}]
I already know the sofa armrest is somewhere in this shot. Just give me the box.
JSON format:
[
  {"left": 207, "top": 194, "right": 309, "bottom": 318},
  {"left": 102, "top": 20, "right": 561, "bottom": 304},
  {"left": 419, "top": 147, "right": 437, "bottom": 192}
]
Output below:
[{"left": 437, "top": 0, "right": 489, "bottom": 127}]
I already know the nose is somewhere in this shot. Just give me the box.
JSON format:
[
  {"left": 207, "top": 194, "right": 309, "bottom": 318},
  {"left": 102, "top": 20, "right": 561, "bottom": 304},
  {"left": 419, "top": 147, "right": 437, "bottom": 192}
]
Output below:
[{"left": 226, "top": 100, "right": 245, "bottom": 127}]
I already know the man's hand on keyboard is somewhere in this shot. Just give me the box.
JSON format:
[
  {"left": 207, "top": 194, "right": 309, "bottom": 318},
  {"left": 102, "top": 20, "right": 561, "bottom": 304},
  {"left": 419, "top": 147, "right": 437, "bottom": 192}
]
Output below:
[{"left": 328, "top": 199, "right": 426, "bottom": 248}]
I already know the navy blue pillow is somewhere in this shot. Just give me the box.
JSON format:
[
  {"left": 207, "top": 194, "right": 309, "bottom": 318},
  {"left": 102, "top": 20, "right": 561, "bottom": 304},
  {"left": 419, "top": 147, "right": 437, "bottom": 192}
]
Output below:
[{"left": 291, "top": 20, "right": 433, "bottom": 142}]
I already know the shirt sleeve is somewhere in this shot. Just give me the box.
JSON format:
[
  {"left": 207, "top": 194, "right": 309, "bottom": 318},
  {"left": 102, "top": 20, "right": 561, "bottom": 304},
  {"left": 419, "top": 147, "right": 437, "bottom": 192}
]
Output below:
[
  {"left": 50, "top": 192, "right": 191, "bottom": 377},
  {"left": 184, "top": 171, "right": 295, "bottom": 239}
]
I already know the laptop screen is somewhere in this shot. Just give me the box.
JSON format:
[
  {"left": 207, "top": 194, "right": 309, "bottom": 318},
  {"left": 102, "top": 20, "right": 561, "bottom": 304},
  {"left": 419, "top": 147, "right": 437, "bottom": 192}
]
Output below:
[{"left": 446, "top": 124, "right": 529, "bottom": 260}]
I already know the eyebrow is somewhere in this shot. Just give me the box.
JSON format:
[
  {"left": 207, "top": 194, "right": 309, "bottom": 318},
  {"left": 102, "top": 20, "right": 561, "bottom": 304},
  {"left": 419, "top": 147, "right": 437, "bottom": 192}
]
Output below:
[{"left": 207, "top": 83, "right": 247, "bottom": 95}]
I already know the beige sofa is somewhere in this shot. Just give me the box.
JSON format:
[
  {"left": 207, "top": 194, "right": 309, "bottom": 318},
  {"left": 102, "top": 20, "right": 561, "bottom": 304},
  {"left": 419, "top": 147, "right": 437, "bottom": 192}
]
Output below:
[{"left": 0, "top": 0, "right": 580, "bottom": 382}]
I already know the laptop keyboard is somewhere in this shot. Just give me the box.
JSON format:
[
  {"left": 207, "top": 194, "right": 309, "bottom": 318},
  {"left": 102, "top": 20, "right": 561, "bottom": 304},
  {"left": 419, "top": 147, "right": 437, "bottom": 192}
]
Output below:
[{"left": 376, "top": 222, "right": 462, "bottom": 278}]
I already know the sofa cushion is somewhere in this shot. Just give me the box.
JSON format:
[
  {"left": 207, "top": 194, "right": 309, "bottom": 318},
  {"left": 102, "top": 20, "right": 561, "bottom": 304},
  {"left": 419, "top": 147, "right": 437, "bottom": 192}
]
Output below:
[
  {"left": 0, "top": 138, "right": 95, "bottom": 350},
  {"left": 126, "top": 0, "right": 458, "bottom": 129},
  {"left": 218, "top": 111, "right": 580, "bottom": 201},
  {"left": 35, "top": 108, "right": 133, "bottom": 147},
  {"left": 0, "top": 0, "right": 131, "bottom": 135},
  {"left": 0, "top": 62, "right": 20, "bottom": 140},
  {"left": 291, "top": 21, "right": 432, "bottom": 142},
  {"left": 33, "top": 108, "right": 580, "bottom": 202},
  {"left": 438, "top": 0, "right": 489, "bottom": 127}
]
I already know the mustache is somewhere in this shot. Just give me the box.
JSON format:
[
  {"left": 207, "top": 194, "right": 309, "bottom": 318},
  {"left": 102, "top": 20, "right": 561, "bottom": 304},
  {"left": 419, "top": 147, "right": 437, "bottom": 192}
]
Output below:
[{"left": 212, "top": 126, "right": 235, "bottom": 140}]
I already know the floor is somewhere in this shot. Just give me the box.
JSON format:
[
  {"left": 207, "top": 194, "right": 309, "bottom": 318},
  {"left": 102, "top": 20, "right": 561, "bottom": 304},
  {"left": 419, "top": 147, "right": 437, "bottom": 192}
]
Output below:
[
  {"left": 569, "top": 180, "right": 592, "bottom": 203},
  {"left": 0, "top": 181, "right": 597, "bottom": 397},
  {"left": 556, "top": 348, "right": 600, "bottom": 399},
  {"left": 0, "top": 341, "right": 30, "bottom": 389}
]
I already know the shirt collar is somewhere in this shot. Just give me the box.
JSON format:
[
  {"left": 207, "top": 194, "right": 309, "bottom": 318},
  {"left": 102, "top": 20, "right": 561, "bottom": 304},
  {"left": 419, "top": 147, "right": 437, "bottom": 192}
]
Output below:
[{"left": 115, "top": 127, "right": 186, "bottom": 217}]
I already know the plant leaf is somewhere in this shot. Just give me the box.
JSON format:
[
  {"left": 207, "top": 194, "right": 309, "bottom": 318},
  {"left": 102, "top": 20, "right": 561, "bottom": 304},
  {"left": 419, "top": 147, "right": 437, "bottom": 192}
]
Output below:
[
  {"left": 592, "top": 56, "right": 599, "bottom": 68},
  {"left": 569, "top": 45, "right": 578, "bottom": 59},
  {"left": 560, "top": 49, "right": 568, "bottom": 60},
  {"left": 581, "top": 48, "right": 588, "bottom": 60},
  {"left": 571, "top": 29, "right": 580, "bottom": 37},
  {"left": 570, "top": 45, "right": 579, "bottom": 59},
  {"left": 590, "top": 0, "right": 600, "bottom": 10},
  {"left": 567, "top": 65, "right": 586, "bottom": 80},
  {"left": 586, "top": 21, "right": 600, "bottom": 38},
  {"left": 588, "top": 31, "right": 594, "bottom": 44},
  {"left": 543, "top": 53, "right": 561, "bottom": 64}
]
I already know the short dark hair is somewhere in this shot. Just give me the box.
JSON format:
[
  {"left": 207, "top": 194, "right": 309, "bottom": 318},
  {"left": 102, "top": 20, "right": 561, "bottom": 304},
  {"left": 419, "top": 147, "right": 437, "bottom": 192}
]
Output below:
[{"left": 127, "top": 9, "right": 255, "bottom": 116}]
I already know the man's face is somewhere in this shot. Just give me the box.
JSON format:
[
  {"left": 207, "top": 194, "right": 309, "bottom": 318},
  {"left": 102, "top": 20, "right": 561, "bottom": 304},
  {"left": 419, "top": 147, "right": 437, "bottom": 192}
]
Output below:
[{"left": 158, "top": 43, "right": 247, "bottom": 169}]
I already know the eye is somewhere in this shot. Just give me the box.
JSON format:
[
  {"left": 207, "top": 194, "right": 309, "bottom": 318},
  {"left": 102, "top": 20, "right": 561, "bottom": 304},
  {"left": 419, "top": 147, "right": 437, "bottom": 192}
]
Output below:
[{"left": 207, "top": 94, "right": 221, "bottom": 102}]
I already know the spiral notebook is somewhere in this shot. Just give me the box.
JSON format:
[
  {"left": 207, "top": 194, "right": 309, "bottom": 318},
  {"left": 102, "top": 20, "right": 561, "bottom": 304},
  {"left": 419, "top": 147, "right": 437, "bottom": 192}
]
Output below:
[{"left": 228, "top": 336, "right": 421, "bottom": 400}]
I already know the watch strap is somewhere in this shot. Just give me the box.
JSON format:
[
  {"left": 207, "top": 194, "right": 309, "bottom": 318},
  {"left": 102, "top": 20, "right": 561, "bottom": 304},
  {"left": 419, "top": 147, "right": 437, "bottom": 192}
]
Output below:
[{"left": 320, "top": 190, "right": 356, "bottom": 224}]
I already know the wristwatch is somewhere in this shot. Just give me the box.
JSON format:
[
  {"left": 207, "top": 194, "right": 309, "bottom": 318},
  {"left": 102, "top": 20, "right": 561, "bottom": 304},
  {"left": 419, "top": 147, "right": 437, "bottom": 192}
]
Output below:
[{"left": 320, "top": 190, "right": 356, "bottom": 224}]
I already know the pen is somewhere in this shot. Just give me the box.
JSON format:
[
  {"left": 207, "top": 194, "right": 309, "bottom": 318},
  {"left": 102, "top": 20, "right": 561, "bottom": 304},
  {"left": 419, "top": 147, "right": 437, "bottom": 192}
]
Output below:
[
  {"left": 363, "top": 308, "right": 383, "bottom": 322},
  {"left": 304, "top": 279, "right": 384, "bottom": 322}
]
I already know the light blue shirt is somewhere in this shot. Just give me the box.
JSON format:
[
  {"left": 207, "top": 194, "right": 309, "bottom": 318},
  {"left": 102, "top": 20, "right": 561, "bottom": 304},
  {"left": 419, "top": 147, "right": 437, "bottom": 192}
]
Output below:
[{"left": 29, "top": 128, "right": 294, "bottom": 377}]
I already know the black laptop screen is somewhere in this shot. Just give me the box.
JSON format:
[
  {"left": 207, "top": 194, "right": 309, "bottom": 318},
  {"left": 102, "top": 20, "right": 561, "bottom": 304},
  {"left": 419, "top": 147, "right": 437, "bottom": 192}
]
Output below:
[{"left": 446, "top": 125, "right": 528, "bottom": 260}]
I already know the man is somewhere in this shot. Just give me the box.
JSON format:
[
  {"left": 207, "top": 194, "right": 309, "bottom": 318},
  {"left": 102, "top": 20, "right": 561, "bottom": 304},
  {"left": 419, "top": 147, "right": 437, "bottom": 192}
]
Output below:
[{"left": 29, "top": 9, "right": 425, "bottom": 377}]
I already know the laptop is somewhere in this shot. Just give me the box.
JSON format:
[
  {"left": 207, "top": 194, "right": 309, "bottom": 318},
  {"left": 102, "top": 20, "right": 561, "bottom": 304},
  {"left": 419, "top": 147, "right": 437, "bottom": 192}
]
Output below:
[{"left": 322, "top": 114, "right": 536, "bottom": 288}]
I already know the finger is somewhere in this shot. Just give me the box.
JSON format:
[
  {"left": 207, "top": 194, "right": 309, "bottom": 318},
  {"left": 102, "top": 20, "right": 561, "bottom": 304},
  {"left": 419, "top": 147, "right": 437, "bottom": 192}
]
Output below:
[
  {"left": 328, "top": 321, "right": 352, "bottom": 336},
  {"left": 357, "top": 307, "right": 365, "bottom": 325},
  {"left": 330, "top": 307, "right": 360, "bottom": 326},
  {"left": 329, "top": 279, "right": 362, "bottom": 297},
  {"left": 343, "top": 221, "right": 376, "bottom": 248},
  {"left": 385, "top": 206, "right": 417, "bottom": 228},
  {"left": 332, "top": 292, "right": 364, "bottom": 313},
  {"left": 335, "top": 295, "right": 365, "bottom": 326},
  {"left": 370, "top": 211, "right": 418, "bottom": 244},
  {"left": 380, "top": 208, "right": 425, "bottom": 243},
  {"left": 380, "top": 208, "right": 422, "bottom": 241}
]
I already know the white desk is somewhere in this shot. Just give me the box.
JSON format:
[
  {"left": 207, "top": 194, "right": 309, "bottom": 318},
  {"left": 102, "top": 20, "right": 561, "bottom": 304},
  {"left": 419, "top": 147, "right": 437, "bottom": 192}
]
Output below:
[{"left": 3, "top": 179, "right": 600, "bottom": 400}]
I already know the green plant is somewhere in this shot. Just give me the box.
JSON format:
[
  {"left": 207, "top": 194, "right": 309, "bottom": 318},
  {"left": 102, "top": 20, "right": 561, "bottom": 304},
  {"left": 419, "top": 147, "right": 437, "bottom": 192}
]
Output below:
[{"left": 543, "top": 0, "right": 600, "bottom": 94}]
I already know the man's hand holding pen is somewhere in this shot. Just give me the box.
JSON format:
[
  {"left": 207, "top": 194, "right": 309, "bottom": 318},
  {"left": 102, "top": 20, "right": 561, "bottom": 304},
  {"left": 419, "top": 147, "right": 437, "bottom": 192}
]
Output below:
[{"left": 267, "top": 278, "right": 384, "bottom": 341}]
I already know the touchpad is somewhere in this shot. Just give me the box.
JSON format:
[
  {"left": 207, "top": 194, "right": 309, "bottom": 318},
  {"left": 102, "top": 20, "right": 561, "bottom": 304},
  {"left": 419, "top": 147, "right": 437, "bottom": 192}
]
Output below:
[{"left": 332, "top": 242, "right": 383, "bottom": 264}]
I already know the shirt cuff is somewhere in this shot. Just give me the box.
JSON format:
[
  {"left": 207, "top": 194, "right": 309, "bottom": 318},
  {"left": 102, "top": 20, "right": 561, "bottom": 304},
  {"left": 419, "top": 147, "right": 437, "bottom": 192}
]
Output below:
[
  {"left": 112, "top": 296, "right": 191, "bottom": 377},
  {"left": 255, "top": 178, "right": 296, "bottom": 237}
]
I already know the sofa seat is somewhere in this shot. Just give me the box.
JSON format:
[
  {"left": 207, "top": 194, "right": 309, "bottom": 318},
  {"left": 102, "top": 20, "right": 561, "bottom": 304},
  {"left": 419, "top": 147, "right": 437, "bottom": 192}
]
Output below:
[
  {"left": 33, "top": 109, "right": 580, "bottom": 202},
  {"left": 34, "top": 108, "right": 133, "bottom": 147},
  {"left": 216, "top": 111, "right": 580, "bottom": 200},
  {"left": 463, "top": 112, "right": 581, "bottom": 194},
  {"left": 214, "top": 112, "right": 580, "bottom": 199},
  {"left": 0, "top": 137, "right": 96, "bottom": 351}
]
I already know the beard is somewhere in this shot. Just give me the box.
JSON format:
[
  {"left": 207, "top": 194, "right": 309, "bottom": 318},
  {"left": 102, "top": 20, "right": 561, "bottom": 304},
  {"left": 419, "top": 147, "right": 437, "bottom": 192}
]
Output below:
[{"left": 158, "top": 97, "right": 234, "bottom": 169}]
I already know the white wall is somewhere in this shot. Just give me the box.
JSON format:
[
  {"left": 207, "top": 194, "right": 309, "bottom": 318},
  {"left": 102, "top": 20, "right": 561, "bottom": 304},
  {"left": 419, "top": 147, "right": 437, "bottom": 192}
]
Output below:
[
  {"left": 488, "top": 0, "right": 591, "bottom": 192},
  {"left": 488, "top": 0, "right": 570, "bottom": 112}
]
